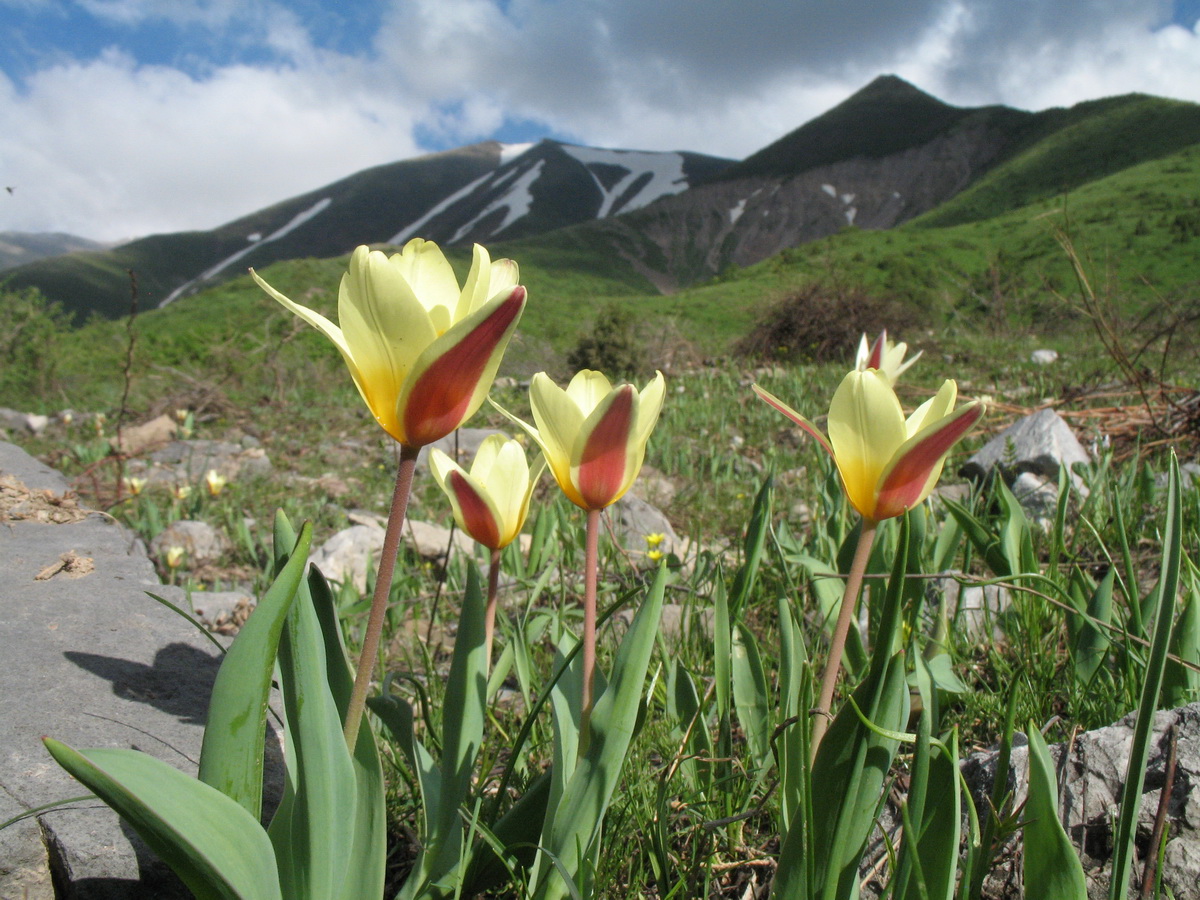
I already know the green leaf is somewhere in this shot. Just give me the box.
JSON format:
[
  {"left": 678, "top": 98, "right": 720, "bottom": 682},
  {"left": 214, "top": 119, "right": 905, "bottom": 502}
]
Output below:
[
  {"left": 305, "top": 563, "right": 387, "bottom": 900},
  {"left": 1163, "top": 561, "right": 1200, "bottom": 707},
  {"left": 1072, "top": 568, "right": 1115, "bottom": 686},
  {"left": 1024, "top": 726, "right": 1087, "bottom": 899},
  {"left": 729, "top": 476, "right": 773, "bottom": 619},
  {"left": 534, "top": 565, "right": 666, "bottom": 900},
  {"left": 1109, "top": 453, "right": 1184, "bottom": 899},
  {"left": 732, "top": 622, "right": 771, "bottom": 770},
  {"left": 266, "top": 509, "right": 358, "bottom": 900},
  {"left": 43, "top": 740, "right": 281, "bottom": 900},
  {"left": 900, "top": 730, "right": 961, "bottom": 900},
  {"left": 462, "top": 771, "right": 552, "bottom": 895},
  {"left": 399, "top": 560, "right": 490, "bottom": 899},
  {"left": 197, "top": 515, "right": 312, "bottom": 819}
]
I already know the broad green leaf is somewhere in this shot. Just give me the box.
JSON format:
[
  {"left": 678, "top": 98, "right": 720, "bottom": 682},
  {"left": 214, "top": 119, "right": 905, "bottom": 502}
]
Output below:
[
  {"left": 197, "top": 515, "right": 312, "bottom": 819},
  {"left": 732, "top": 622, "right": 771, "bottom": 770},
  {"left": 897, "top": 729, "right": 961, "bottom": 900},
  {"left": 1109, "top": 453, "right": 1184, "bottom": 899},
  {"left": 1024, "top": 726, "right": 1087, "bottom": 899},
  {"left": 1163, "top": 561, "right": 1200, "bottom": 707},
  {"left": 713, "top": 575, "right": 731, "bottom": 717},
  {"left": 776, "top": 596, "right": 810, "bottom": 834},
  {"left": 534, "top": 565, "right": 666, "bottom": 900},
  {"left": 305, "top": 563, "right": 387, "bottom": 900},
  {"left": 43, "top": 740, "right": 281, "bottom": 900},
  {"left": 267, "top": 526, "right": 357, "bottom": 900},
  {"left": 1073, "top": 568, "right": 1115, "bottom": 686},
  {"left": 462, "top": 771, "right": 552, "bottom": 895},
  {"left": 729, "top": 476, "right": 772, "bottom": 619},
  {"left": 399, "top": 560, "right": 489, "bottom": 899}
]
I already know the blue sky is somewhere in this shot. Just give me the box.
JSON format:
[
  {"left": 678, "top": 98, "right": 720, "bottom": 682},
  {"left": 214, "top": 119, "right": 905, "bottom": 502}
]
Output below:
[{"left": 2, "top": 0, "right": 1198, "bottom": 242}]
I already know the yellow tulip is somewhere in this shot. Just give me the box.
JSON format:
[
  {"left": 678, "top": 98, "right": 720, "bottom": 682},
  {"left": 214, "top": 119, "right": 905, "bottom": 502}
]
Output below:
[
  {"left": 123, "top": 475, "right": 147, "bottom": 496},
  {"left": 204, "top": 469, "right": 228, "bottom": 497},
  {"left": 855, "top": 330, "right": 921, "bottom": 384},
  {"left": 754, "top": 369, "right": 983, "bottom": 522},
  {"left": 428, "top": 434, "right": 546, "bottom": 551},
  {"left": 498, "top": 370, "right": 666, "bottom": 511},
  {"left": 251, "top": 239, "right": 526, "bottom": 448}
]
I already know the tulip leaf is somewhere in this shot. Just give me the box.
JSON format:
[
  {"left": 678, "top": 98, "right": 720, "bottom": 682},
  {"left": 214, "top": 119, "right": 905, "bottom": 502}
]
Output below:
[
  {"left": 730, "top": 476, "right": 772, "bottom": 620},
  {"left": 1163, "top": 562, "right": 1200, "bottom": 706},
  {"left": 1109, "top": 453, "right": 1184, "bottom": 899},
  {"left": 267, "top": 518, "right": 357, "bottom": 900},
  {"left": 776, "top": 596, "right": 810, "bottom": 834},
  {"left": 1024, "top": 725, "right": 1087, "bottom": 899},
  {"left": 534, "top": 565, "right": 666, "bottom": 900},
  {"left": 732, "top": 622, "right": 771, "bottom": 772},
  {"left": 304, "top": 561, "right": 387, "bottom": 900},
  {"left": 197, "top": 515, "right": 312, "bottom": 819},
  {"left": 397, "top": 560, "right": 489, "bottom": 899},
  {"left": 43, "top": 740, "right": 281, "bottom": 900},
  {"left": 1072, "top": 568, "right": 1115, "bottom": 686}
]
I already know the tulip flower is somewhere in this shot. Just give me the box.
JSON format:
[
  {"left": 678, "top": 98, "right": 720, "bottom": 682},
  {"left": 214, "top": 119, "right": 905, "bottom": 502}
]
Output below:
[
  {"left": 753, "top": 370, "right": 982, "bottom": 523},
  {"left": 253, "top": 238, "right": 527, "bottom": 752},
  {"left": 429, "top": 434, "right": 546, "bottom": 666},
  {"left": 855, "top": 329, "right": 921, "bottom": 385},
  {"left": 251, "top": 239, "right": 526, "bottom": 449},
  {"left": 429, "top": 434, "right": 545, "bottom": 552},
  {"left": 204, "top": 469, "right": 228, "bottom": 497},
  {"left": 500, "top": 369, "right": 666, "bottom": 511},
  {"left": 754, "top": 364, "right": 983, "bottom": 758},
  {"left": 123, "top": 475, "right": 147, "bottom": 496},
  {"left": 496, "top": 369, "right": 666, "bottom": 754}
]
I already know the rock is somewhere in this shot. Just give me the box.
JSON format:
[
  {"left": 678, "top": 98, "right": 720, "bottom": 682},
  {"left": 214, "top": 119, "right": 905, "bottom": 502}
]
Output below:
[
  {"left": 928, "top": 572, "right": 1011, "bottom": 639},
  {"left": 114, "top": 414, "right": 178, "bottom": 455},
  {"left": 126, "top": 439, "right": 273, "bottom": 488},
  {"left": 0, "top": 441, "right": 228, "bottom": 898},
  {"left": 24, "top": 413, "right": 50, "bottom": 434},
  {"left": 608, "top": 492, "right": 682, "bottom": 560},
  {"left": 0, "top": 408, "right": 50, "bottom": 435},
  {"left": 1030, "top": 349, "right": 1059, "bottom": 364},
  {"left": 961, "top": 703, "right": 1200, "bottom": 899},
  {"left": 154, "top": 584, "right": 252, "bottom": 626},
  {"left": 308, "top": 520, "right": 473, "bottom": 591},
  {"left": 149, "top": 520, "right": 232, "bottom": 566},
  {"left": 961, "top": 408, "right": 1091, "bottom": 493},
  {"left": 1011, "top": 470, "right": 1059, "bottom": 529}
]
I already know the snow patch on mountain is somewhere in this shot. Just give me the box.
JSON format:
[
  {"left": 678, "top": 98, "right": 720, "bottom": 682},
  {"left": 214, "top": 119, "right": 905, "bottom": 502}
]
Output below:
[
  {"left": 161, "top": 197, "right": 332, "bottom": 306},
  {"left": 499, "top": 142, "right": 535, "bottom": 164},
  {"left": 560, "top": 145, "right": 689, "bottom": 217},
  {"left": 451, "top": 160, "right": 545, "bottom": 243},
  {"left": 388, "top": 171, "right": 495, "bottom": 245}
]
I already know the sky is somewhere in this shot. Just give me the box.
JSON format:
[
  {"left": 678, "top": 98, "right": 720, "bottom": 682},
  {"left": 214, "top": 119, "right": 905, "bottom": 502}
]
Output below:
[{"left": 2, "top": 0, "right": 1199, "bottom": 244}]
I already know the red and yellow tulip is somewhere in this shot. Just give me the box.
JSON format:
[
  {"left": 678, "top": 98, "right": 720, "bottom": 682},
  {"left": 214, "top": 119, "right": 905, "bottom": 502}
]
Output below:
[
  {"left": 754, "top": 370, "right": 983, "bottom": 522},
  {"left": 855, "top": 330, "right": 921, "bottom": 384},
  {"left": 428, "top": 434, "right": 546, "bottom": 551},
  {"left": 251, "top": 239, "right": 526, "bottom": 448},
  {"left": 500, "top": 370, "right": 666, "bottom": 511}
]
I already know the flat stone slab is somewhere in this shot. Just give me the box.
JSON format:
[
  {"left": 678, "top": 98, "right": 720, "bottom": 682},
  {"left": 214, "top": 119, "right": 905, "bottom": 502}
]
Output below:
[{"left": 0, "top": 441, "right": 220, "bottom": 898}]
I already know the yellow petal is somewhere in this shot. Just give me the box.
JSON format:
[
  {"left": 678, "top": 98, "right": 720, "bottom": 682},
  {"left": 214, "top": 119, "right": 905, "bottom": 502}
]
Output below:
[
  {"left": 564, "top": 370, "right": 615, "bottom": 417},
  {"left": 528, "top": 372, "right": 586, "bottom": 505},
  {"left": 874, "top": 399, "right": 984, "bottom": 519},
  {"left": 482, "top": 438, "right": 532, "bottom": 544},
  {"left": 632, "top": 371, "right": 667, "bottom": 450},
  {"left": 389, "top": 238, "right": 460, "bottom": 331},
  {"left": 827, "top": 369, "right": 907, "bottom": 519},
  {"left": 905, "top": 379, "right": 957, "bottom": 438}
]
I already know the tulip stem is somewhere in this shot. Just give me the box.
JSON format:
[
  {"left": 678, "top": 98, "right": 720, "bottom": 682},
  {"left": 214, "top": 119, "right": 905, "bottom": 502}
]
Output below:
[
  {"left": 485, "top": 547, "right": 502, "bottom": 672},
  {"left": 810, "top": 518, "right": 878, "bottom": 761},
  {"left": 579, "top": 507, "right": 601, "bottom": 759},
  {"left": 344, "top": 444, "right": 420, "bottom": 753}
]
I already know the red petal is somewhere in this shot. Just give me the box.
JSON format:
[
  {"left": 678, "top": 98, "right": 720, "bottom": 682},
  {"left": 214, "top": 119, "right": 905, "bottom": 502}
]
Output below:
[
  {"left": 577, "top": 386, "right": 635, "bottom": 510},
  {"left": 866, "top": 331, "right": 886, "bottom": 370},
  {"left": 402, "top": 286, "right": 525, "bottom": 446},
  {"left": 874, "top": 402, "right": 985, "bottom": 519},
  {"left": 448, "top": 470, "right": 502, "bottom": 550}
]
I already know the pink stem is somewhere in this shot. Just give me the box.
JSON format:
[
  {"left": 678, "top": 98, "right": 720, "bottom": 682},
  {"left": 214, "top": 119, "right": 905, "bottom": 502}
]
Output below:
[
  {"left": 485, "top": 547, "right": 501, "bottom": 672},
  {"left": 343, "top": 444, "right": 420, "bottom": 752},
  {"left": 810, "top": 518, "right": 878, "bottom": 762},
  {"left": 579, "top": 507, "right": 601, "bottom": 758}
]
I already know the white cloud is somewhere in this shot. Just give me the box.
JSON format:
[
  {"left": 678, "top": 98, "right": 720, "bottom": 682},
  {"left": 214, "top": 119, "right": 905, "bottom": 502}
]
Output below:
[{"left": 2, "top": 0, "right": 1200, "bottom": 242}]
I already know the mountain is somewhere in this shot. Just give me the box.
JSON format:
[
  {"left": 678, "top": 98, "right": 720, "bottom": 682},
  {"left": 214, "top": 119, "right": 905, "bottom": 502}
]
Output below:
[
  {"left": 0, "top": 140, "right": 731, "bottom": 320},
  {"left": 0, "top": 232, "right": 109, "bottom": 271},
  {"left": 6, "top": 75, "right": 1200, "bottom": 319}
]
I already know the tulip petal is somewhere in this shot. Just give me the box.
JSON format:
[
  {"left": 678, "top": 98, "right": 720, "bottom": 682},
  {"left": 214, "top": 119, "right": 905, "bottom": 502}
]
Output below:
[
  {"left": 528, "top": 373, "right": 586, "bottom": 505},
  {"left": 572, "top": 385, "right": 636, "bottom": 509},
  {"left": 633, "top": 371, "right": 667, "bottom": 449},
  {"left": 827, "top": 370, "right": 908, "bottom": 519},
  {"left": 251, "top": 268, "right": 353, "bottom": 360},
  {"left": 389, "top": 238, "right": 461, "bottom": 327},
  {"left": 478, "top": 437, "right": 530, "bottom": 544},
  {"left": 447, "top": 470, "right": 504, "bottom": 550},
  {"left": 398, "top": 285, "right": 526, "bottom": 447},
  {"left": 565, "top": 370, "right": 616, "bottom": 418},
  {"left": 874, "top": 400, "right": 985, "bottom": 519},
  {"left": 905, "top": 379, "right": 956, "bottom": 437},
  {"left": 751, "top": 384, "right": 835, "bottom": 458}
]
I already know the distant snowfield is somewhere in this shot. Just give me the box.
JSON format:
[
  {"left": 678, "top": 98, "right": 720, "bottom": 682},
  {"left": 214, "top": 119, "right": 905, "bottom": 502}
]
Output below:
[
  {"left": 160, "top": 197, "right": 332, "bottom": 306},
  {"left": 560, "top": 145, "right": 689, "bottom": 217},
  {"left": 388, "top": 170, "right": 495, "bottom": 245},
  {"left": 499, "top": 142, "right": 535, "bottom": 164},
  {"left": 451, "top": 160, "right": 545, "bottom": 242}
]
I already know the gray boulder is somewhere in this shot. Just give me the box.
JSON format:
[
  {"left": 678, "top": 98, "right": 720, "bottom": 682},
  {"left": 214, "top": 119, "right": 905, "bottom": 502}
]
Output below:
[
  {"left": 0, "top": 441, "right": 228, "bottom": 898},
  {"left": 961, "top": 407, "right": 1091, "bottom": 493}
]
